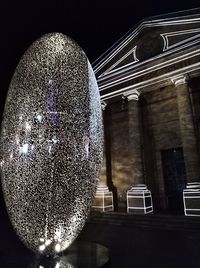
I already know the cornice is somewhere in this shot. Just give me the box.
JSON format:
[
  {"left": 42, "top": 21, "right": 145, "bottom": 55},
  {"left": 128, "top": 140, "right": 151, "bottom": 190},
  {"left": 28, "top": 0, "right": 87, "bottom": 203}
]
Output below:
[
  {"left": 93, "top": 10, "right": 200, "bottom": 76},
  {"left": 98, "top": 43, "right": 200, "bottom": 100},
  {"left": 100, "top": 61, "right": 200, "bottom": 100},
  {"left": 97, "top": 39, "right": 200, "bottom": 85}
]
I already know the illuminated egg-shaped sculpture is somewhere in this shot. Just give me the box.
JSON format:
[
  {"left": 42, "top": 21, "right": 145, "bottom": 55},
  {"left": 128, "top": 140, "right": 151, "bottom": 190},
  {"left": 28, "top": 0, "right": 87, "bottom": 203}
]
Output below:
[{"left": 0, "top": 33, "right": 103, "bottom": 255}]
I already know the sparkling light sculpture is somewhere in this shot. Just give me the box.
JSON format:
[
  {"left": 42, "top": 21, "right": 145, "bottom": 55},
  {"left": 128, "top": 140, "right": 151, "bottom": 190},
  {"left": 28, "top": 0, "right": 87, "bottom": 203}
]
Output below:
[{"left": 0, "top": 33, "right": 103, "bottom": 255}]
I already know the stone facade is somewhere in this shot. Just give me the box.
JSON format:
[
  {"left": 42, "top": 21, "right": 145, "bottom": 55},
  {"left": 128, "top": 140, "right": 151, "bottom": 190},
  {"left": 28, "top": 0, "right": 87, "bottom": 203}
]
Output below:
[
  {"left": 94, "top": 9, "right": 200, "bottom": 213},
  {"left": 100, "top": 78, "right": 200, "bottom": 211}
]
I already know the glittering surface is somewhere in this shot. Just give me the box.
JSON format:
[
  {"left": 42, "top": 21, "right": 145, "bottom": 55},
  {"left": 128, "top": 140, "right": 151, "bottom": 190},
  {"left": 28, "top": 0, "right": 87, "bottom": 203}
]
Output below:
[{"left": 0, "top": 33, "right": 103, "bottom": 255}]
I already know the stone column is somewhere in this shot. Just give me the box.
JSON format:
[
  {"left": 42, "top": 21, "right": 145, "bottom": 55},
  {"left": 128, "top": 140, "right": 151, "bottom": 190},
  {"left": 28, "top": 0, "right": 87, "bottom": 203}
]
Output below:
[
  {"left": 98, "top": 101, "right": 107, "bottom": 187},
  {"left": 92, "top": 101, "right": 114, "bottom": 212},
  {"left": 127, "top": 90, "right": 143, "bottom": 185},
  {"left": 172, "top": 75, "right": 200, "bottom": 216},
  {"left": 172, "top": 75, "right": 200, "bottom": 182},
  {"left": 125, "top": 90, "right": 153, "bottom": 214}
]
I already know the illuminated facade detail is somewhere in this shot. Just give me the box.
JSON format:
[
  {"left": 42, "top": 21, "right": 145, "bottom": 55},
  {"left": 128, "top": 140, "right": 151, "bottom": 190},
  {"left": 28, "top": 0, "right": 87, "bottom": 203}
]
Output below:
[
  {"left": 93, "top": 9, "right": 200, "bottom": 214},
  {"left": 123, "top": 89, "right": 140, "bottom": 101},
  {"left": 183, "top": 183, "right": 200, "bottom": 216},
  {"left": 0, "top": 33, "right": 103, "bottom": 255},
  {"left": 171, "top": 74, "right": 187, "bottom": 86},
  {"left": 127, "top": 184, "right": 153, "bottom": 214},
  {"left": 101, "top": 100, "right": 107, "bottom": 110},
  {"left": 92, "top": 186, "right": 114, "bottom": 212},
  {"left": 161, "top": 28, "right": 200, "bottom": 51},
  {"left": 92, "top": 100, "right": 114, "bottom": 212},
  {"left": 100, "top": 46, "right": 139, "bottom": 77},
  {"left": 94, "top": 10, "right": 200, "bottom": 101}
]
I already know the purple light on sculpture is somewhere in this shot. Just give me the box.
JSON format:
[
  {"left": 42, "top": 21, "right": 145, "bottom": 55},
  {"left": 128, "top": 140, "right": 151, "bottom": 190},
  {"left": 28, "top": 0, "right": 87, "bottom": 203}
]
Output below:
[{"left": 48, "top": 80, "right": 57, "bottom": 125}]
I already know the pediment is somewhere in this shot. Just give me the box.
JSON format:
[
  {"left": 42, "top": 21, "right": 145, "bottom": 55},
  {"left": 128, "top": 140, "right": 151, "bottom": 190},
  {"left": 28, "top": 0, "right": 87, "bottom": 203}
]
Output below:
[{"left": 93, "top": 9, "right": 200, "bottom": 79}]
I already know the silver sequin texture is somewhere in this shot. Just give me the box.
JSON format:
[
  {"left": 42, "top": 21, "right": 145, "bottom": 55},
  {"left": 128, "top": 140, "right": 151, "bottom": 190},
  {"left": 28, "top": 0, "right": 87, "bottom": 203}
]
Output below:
[{"left": 0, "top": 33, "right": 103, "bottom": 255}]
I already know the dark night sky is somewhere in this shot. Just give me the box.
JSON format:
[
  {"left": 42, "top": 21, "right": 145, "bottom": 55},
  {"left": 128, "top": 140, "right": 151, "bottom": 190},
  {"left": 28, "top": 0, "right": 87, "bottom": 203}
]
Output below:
[
  {"left": 0, "top": 0, "right": 199, "bottom": 95},
  {"left": 0, "top": 0, "right": 198, "bottom": 116}
]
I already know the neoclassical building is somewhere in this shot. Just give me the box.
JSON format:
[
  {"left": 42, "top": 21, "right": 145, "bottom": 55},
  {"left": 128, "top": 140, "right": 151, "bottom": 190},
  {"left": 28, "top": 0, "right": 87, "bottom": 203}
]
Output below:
[{"left": 92, "top": 8, "right": 200, "bottom": 214}]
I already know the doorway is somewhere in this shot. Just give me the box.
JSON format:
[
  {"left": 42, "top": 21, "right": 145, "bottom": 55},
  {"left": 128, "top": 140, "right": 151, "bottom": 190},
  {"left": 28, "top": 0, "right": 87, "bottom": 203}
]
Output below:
[{"left": 161, "top": 148, "right": 186, "bottom": 213}]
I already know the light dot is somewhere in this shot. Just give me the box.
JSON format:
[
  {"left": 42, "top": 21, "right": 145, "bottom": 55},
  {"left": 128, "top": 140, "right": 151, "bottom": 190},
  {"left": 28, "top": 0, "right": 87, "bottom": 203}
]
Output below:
[
  {"left": 45, "top": 239, "right": 51, "bottom": 246},
  {"left": 39, "top": 244, "right": 45, "bottom": 251},
  {"left": 36, "top": 114, "right": 42, "bottom": 122},
  {"left": 55, "top": 243, "right": 61, "bottom": 252},
  {"left": 55, "top": 263, "right": 60, "bottom": 268},
  {"left": 21, "top": 143, "right": 29, "bottom": 154},
  {"left": 25, "top": 122, "right": 31, "bottom": 131}
]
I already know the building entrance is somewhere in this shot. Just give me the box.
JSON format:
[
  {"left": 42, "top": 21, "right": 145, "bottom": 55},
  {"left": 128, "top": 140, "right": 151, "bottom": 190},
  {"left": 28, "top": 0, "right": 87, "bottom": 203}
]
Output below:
[{"left": 161, "top": 148, "right": 186, "bottom": 213}]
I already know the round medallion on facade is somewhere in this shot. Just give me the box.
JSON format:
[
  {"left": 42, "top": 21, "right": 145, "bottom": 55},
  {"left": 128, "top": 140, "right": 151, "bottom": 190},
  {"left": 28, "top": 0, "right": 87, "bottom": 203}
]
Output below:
[{"left": 136, "top": 31, "right": 163, "bottom": 61}]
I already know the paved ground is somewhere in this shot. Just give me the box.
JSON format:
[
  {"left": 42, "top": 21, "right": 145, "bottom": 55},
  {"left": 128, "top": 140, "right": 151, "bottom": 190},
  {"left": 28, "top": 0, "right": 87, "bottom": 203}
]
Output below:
[
  {"left": 1, "top": 210, "right": 200, "bottom": 268},
  {"left": 80, "top": 221, "right": 200, "bottom": 268}
]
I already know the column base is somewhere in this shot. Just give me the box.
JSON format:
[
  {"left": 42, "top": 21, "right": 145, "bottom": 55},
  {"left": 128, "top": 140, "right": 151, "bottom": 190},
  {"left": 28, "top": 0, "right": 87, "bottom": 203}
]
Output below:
[
  {"left": 127, "top": 184, "right": 153, "bottom": 214},
  {"left": 183, "top": 182, "right": 200, "bottom": 216},
  {"left": 92, "top": 186, "right": 114, "bottom": 212}
]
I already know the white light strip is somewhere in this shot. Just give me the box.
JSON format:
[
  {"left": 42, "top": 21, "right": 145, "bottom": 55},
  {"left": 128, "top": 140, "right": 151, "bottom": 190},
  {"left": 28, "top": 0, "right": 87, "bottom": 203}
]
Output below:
[
  {"left": 185, "top": 213, "right": 200, "bottom": 216},
  {"left": 127, "top": 195, "right": 152, "bottom": 198},
  {"left": 185, "top": 208, "right": 200, "bottom": 211},
  {"left": 95, "top": 195, "right": 113, "bottom": 198},
  {"left": 101, "top": 46, "right": 138, "bottom": 76},
  {"left": 128, "top": 206, "right": 153, "bottom": 209},
  {"left": 94, "top": 22, "right": 147, "bottom": 72},
  {"left": 184, "top": 196, "right": 200, "bottom": 198},
  {"left": 92, "top": 205, "right": 113, "bottom": 208}
]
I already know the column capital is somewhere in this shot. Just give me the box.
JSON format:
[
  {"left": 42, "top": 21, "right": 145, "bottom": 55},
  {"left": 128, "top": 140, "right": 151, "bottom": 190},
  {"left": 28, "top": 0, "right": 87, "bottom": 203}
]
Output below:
[
  {"left": 101, "top": 100, "right": 107, "bottom": 110},
  {"left": 123, "top": 89, "right": 140, "bottom": 101},
  {"left": 171, "top": 75, "right": 188, "bottom": 87}
]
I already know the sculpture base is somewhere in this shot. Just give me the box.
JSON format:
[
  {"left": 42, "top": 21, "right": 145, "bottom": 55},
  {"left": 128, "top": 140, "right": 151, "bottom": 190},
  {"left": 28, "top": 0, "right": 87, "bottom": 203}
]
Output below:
[
  {"left": 31, "top": 241, "right": 109, "bottom": 268},
  {"left": 127, "top": 184, "right": 153, "bottom": 214},
  {"left": 92, "top": 186, "right": 114, "bottom": 212}
]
